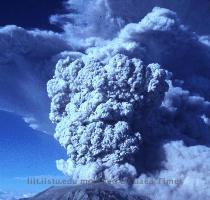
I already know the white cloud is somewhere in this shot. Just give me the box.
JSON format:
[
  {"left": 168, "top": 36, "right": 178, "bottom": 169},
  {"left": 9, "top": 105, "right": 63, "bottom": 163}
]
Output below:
[
  {"left": 0, "top": 25, "right": 70, "bottom": 133},
  {"left": 0, "top": 190, "right": 34, "bottom": 200},
  {"left": 134, "top": 141, "right": 210, "bottom": 200}
]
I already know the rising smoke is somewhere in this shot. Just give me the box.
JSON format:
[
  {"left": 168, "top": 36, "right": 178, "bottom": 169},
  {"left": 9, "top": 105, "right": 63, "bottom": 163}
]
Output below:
[
  {"left": 47, "top": 53, "right": 168, "bottom": 182},
  {"left": 47, "top": 3, "right": 210, "bottom": 200},
  {"left": 1, "top": 0, "right": 210, "bottom": 199}
]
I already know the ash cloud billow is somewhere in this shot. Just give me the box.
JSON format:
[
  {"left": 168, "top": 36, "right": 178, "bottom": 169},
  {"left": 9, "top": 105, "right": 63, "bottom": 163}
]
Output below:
[
  {"left": 47, "top": 2, "right": 210, "bottom": 199},
  {"left": 47, "top": 53, "right": 168, "bottom": 182},
  {"left": 1, "top": 0, "right": 210, "bottom": 199}
]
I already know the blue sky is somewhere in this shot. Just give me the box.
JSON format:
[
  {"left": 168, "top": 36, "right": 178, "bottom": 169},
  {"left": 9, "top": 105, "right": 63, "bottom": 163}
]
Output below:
[
  {"left": 0, "top": 111, "right": 67, "bottom": 193},
  {"left": 0, "top": 0, "right": 67, "bottom": 195},
  {"left": 0, "top": 0, "right": 65, "bottom": 31}
]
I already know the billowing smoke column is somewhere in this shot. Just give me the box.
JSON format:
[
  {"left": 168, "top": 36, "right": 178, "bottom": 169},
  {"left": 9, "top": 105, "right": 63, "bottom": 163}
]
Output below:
[
  {"left": 47, "top": 54, "right": 168, "bottom": 181},
  {"left": 0, "top": 1, "right": 210, "bottom": 199},
  {"left": 47, "top": 4, "right": 210, "bottom": 199}
]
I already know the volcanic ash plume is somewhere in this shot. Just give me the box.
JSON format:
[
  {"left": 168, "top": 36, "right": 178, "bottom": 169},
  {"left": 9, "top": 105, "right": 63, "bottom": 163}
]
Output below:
[
  {"left": 47, "top": 54, "right": 168, "bottom": 182},
  {"left": 46, "top": 6, "right": 210, "bottom": 199}
]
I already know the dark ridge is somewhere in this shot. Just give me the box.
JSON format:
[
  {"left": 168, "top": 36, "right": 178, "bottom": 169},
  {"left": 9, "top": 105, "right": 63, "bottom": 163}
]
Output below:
[{"left": 20, "top": 183, "right": 151, "bottom": 200}]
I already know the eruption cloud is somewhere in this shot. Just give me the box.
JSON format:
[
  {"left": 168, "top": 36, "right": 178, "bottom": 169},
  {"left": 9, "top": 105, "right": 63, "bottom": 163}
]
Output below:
[
  {"left": 0, "top": 0, "right": 210, "bottom": 199},
  {"left": 47, "top": 53, "right": 168, "bottom": 181},
  {"left": 47, "top": 3, "right": 210, "bottom": 200}
]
